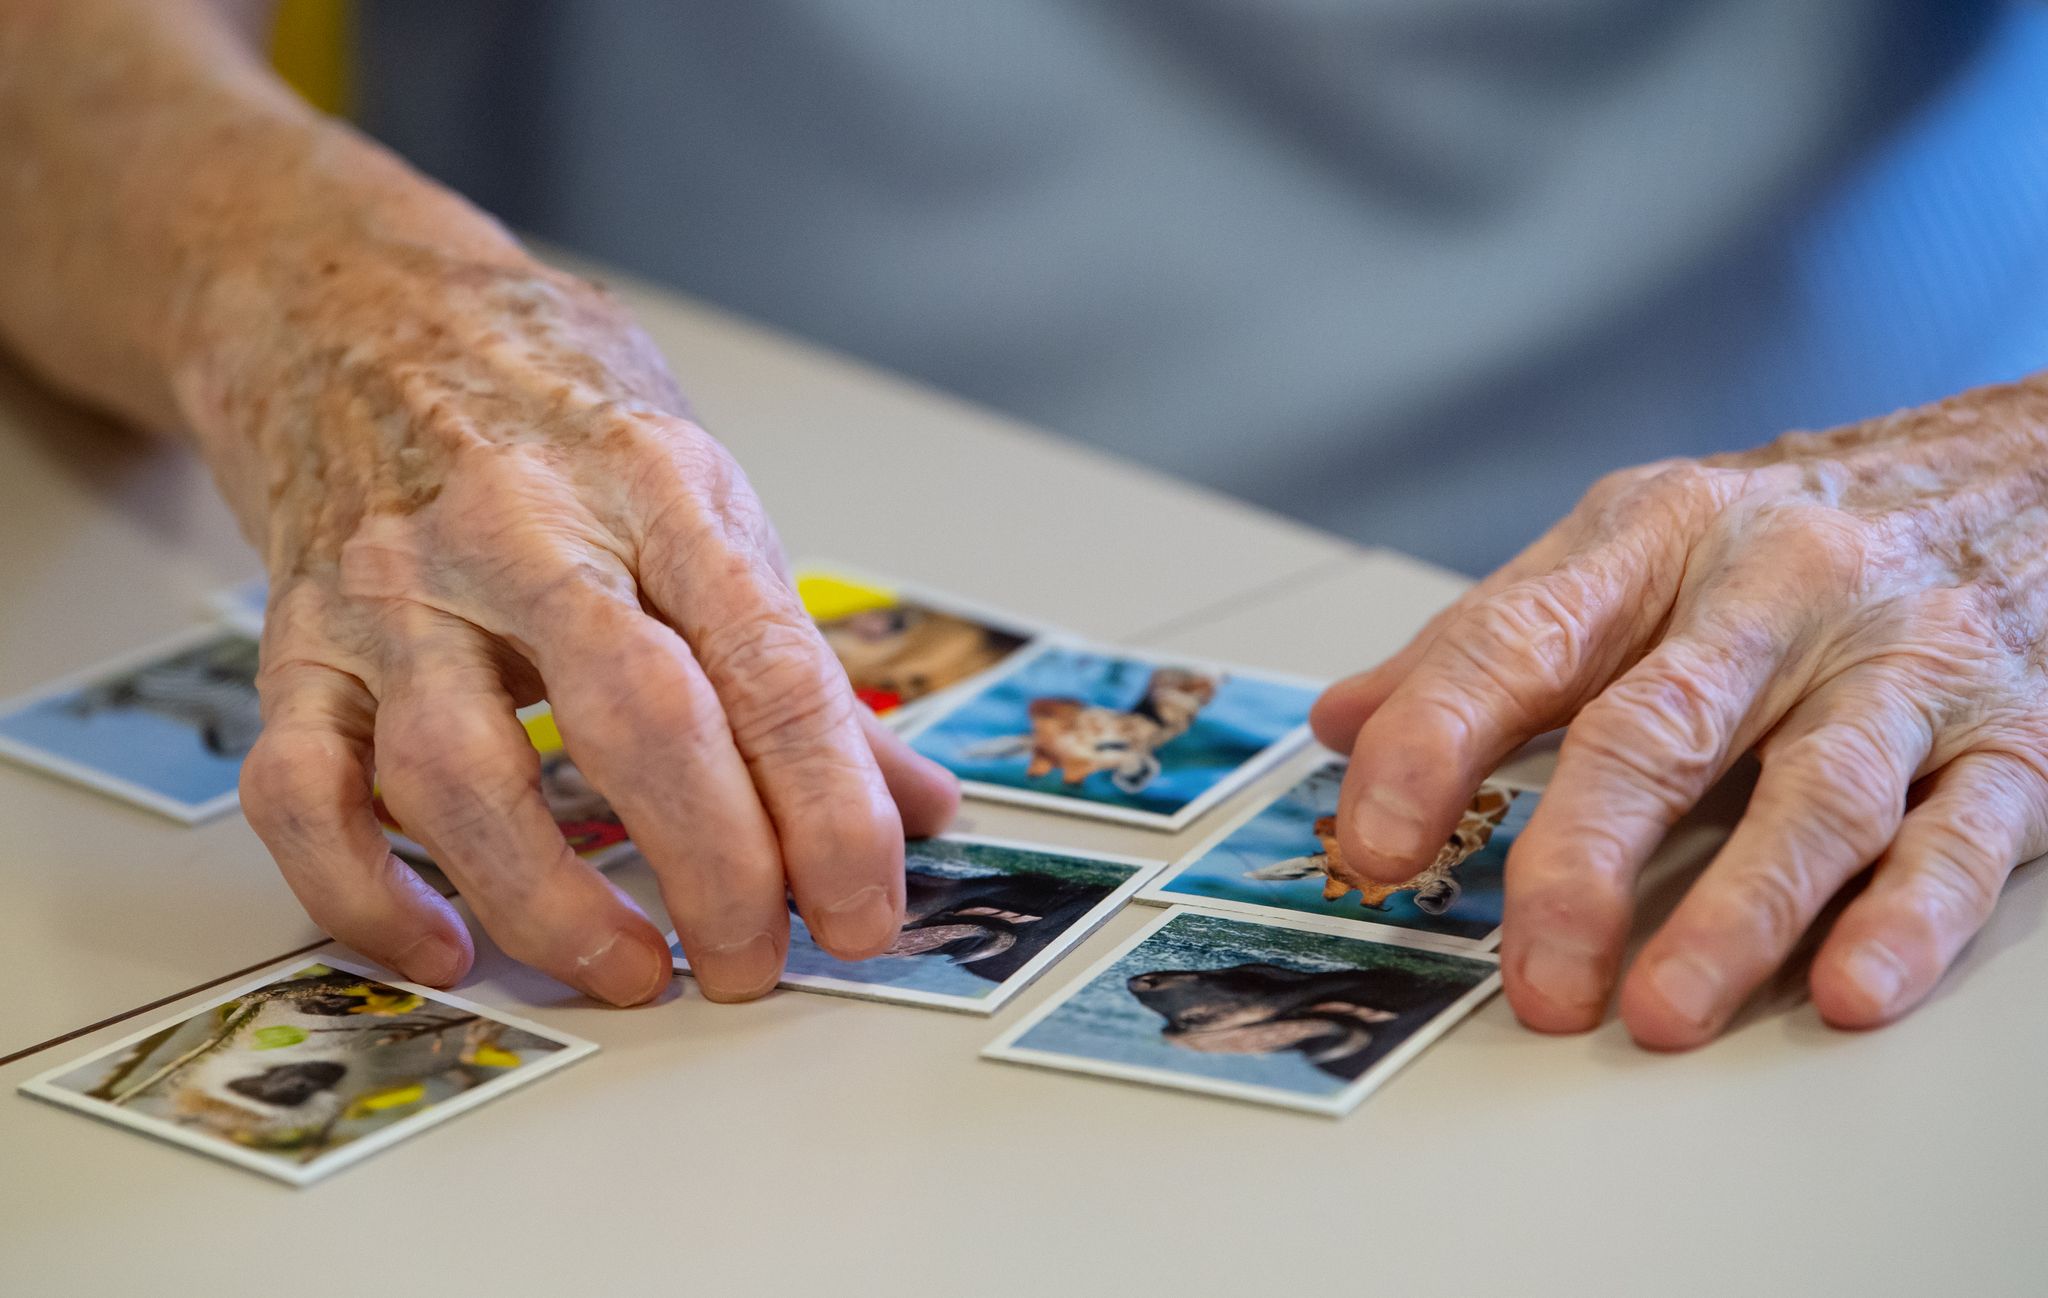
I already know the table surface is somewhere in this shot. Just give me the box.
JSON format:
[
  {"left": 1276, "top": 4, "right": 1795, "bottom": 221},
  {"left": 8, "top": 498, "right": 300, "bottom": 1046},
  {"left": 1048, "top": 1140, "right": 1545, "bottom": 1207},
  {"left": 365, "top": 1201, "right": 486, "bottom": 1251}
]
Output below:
[{"left": 3, "top": 257, "right": 2045, "bottom": 1297}]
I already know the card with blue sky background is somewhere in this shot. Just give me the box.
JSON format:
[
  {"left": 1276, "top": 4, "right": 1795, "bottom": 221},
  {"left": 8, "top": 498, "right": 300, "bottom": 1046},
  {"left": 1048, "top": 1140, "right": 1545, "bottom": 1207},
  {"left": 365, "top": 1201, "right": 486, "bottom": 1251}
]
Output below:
[
  {"left": 900, "top": 639, "right": 1319, "bottom": 831},
  {"left": 1137, "top": 755, "right": 1536, "bottom": 951},
  {"left": 984, "top": 907, "right": 1499, "bottom": 1116},
  {"left": 0, "top": 626, "right": 260, "bottom": 822},
  {"left": 669, "top": 835, "right": 1162, "bottom": 1012}
]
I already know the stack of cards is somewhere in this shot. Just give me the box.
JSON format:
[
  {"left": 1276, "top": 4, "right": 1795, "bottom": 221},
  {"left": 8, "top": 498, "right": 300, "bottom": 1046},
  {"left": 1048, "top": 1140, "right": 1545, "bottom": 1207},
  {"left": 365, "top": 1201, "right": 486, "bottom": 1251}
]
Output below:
[{"left": 12, "top": 561, "right": 1534, "bottom": 1185}]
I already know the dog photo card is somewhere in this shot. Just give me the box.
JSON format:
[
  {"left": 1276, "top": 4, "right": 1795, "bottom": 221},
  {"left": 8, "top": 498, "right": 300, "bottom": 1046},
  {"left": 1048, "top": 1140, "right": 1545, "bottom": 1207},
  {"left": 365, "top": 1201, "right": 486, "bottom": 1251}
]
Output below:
[
  {"left": 20, "top": 957, "right": 597, "bottom": 1186},
  {"left": 670, "top": 835, "right": 1162, "bottom": 1013},
  {"left": 1139, "top": 755, "right": 1536, "bottom": 951},
  {"left": 796, "top": 563, "right": 1053, "bottom": 723},
  {"left": 900, "top": 639, "right": 1319, "bottom": 831},
  {"left": 984, "top": 907, "right": 1499, "bottom": 1116}
]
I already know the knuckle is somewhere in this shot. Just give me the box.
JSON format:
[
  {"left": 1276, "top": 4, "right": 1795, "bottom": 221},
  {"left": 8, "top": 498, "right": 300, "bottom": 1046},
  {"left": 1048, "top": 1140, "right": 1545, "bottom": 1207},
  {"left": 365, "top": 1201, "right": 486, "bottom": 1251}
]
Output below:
[
  {"left": 1445, "top": 571, "right": 1602, "bottom": 716},
  {"left": 1775, "top": 505, "right": 1870, "bottom": 593},
  {"left": 1577, "top": 663, "right": 1727, "bottom": 788},
  {"left": 1890, "top": 846, "right": 2002, "bottom": 945},
  {"left": 695, "top": 614, "right": 856, "bottom": 755},
  {"left": 1763, "top": 728, "right": 1905, "bottom": 863},
  {"left": 1560, "top": 701, "right": 1709, "bottom": 823},
  {"left": 1711, "top": 864, "right": 1816, "bottom": 952}
]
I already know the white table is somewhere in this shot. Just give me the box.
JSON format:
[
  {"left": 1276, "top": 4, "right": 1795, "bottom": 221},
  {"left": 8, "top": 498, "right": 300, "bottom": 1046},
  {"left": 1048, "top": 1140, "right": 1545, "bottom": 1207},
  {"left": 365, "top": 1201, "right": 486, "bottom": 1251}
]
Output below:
[{"left": 3, "top": 260, "right": 2044, "bottom": 1297}]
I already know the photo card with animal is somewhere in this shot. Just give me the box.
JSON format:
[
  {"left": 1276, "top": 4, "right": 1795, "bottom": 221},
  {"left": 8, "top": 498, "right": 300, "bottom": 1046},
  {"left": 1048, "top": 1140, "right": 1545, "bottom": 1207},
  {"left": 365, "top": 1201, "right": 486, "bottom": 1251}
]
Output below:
[
  {"left": 669, "top": 835, "right": 1163, "bottom": 1012},
  {"left": 984, "top": 907, "right": 1500, "bottom": 1116},
  {"left": 19, "top": 957, "right": 596, "bottom": 1186},
  {"left": 0, "top": 625, "right": 262, "bottom": 822},
  {"left": 1138, "top": 755, "right": 1536, "bottom": 951},
  {"left": 375, "top": 705, "right": 634, "bottom": 870},
  {"left": 797, "top": 563, "right": 1050, "bottom": 722},
  {"left": 900, "top": 640, "right": 1320, "bottom": 831}
]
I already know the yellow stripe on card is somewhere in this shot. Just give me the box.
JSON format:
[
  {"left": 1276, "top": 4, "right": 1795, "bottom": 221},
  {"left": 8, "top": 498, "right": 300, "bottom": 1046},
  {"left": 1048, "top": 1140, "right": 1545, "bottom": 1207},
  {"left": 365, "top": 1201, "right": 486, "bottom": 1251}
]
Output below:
[
  {"left": 797, "top": 572, "right": 898, "bottom": 622},
  {"left": 522, "top": 710, "right": 564, "bottom": 754}
]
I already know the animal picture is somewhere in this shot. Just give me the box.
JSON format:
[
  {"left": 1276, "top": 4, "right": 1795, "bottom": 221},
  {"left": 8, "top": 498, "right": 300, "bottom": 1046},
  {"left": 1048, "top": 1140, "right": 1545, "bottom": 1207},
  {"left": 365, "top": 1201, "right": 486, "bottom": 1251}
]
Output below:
[
  {"left": 988, "top": 910, "right": 1499, "bottom": 1110},
  {"left": 1127, "top": 962, "right": 1420, "bottom": 1081},
  {"left": 870, "top": 859, "right": 1122, "bottom": 984},
  {"left": 43, "top": 965, "right": 571, "bottom": 1169},
  {"left": 815, "top": 601, "right": 1029, "bottom": 714},
  {"left": 66, "top": 633, "right": 261, "bottom": 758},
  {"left": 1249, "top": 784, "right": 1516, "bottom": 914},
  {"left": 968, "top": 666, "right": 1220, "bottom": 794}
]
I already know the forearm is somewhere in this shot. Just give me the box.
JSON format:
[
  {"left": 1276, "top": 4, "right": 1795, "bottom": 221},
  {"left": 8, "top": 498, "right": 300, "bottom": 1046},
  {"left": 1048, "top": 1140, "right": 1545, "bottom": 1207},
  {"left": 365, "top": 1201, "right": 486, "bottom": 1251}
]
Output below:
[{"left": 0, "top": 0, "right": 529, "bottom": 520}]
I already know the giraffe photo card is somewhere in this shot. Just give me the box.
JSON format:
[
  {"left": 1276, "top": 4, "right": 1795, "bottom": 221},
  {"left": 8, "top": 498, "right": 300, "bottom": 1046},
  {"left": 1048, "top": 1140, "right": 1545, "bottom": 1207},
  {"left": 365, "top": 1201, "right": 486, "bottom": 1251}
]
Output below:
[
  {"left": 20, "top": 957, "right": 597, "bottom": 1186},
  {"left": 984, "top": 907, "right": 1501, "bottom": 1116},
  {"left": 1137, "top": 753, "right": 1539, "bottom": 951},
  {"left": 669, "top": 834, "right": 1163, "bottom": 1012},
  {"left": 0, "top": 625, "right": 261, "bottom": 822},
  {"left": 899, "top": 638, "right": 1321, "bottom": 831}
]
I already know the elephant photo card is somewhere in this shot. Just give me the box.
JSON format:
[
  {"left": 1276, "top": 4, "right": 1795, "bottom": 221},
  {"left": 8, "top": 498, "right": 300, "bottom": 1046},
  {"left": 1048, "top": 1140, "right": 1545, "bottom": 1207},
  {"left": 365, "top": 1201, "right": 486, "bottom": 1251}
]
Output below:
[
  {"left": 0, "top": 624, "right": 261, "bottom": 822},
  {"left": 19, "top": 956, "right": 597, "bottom": 1186},
  {"left": 1138, "top": 753, "right": 1540, "bottom": 952},
  {"left": 983, "top": 907, "right": 1500, "bottom": 1116},
  {"left": 668, "top": 834, "right": 1163, "bottom": 1013},
  {"left": 899, "top": 638, "right": 1321, "bottom": 831}
]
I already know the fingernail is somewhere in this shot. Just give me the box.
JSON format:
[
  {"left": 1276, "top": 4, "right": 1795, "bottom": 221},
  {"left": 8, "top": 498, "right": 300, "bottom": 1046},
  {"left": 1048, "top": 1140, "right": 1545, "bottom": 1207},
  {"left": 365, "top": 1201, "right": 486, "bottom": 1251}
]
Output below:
[
  {"left": 696, "top": 931, "right": 782, "bottom": 1002},
  {"left": 821, "top": 883, "right": 900, "bottom": 953},
  {"left": 397, "top": 933, "right": 464, "bottom": 987},
  {"left": 1842, "top": 942, "right": 1907, "bottom": 1014},
  {"left": 1353, "top": 786, "right": 1428, "bottom": 865},
  {"left": 1519, "top": 939, "right": 1607, "bottom": 1011},
  {"left": 1649, "top": 954, "right": 1724, "bottom": 1028},
  {"left": 572, "top": 930, "right": 670, "bottom": 1006}
]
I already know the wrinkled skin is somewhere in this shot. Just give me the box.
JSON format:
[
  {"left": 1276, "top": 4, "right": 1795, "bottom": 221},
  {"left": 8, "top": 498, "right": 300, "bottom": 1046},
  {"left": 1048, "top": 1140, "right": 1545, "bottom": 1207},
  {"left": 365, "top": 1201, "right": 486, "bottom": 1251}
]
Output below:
[
  {"left": 1312, "top": 379, "right": 2048, "bottom": 1047},
  {"left": 185, "top": 240, "right": 959, "bottom": 1006}
]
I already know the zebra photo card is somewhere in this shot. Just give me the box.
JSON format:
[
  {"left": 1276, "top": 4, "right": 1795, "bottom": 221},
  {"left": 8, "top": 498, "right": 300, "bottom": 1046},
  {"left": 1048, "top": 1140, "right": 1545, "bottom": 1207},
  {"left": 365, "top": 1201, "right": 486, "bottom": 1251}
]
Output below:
[
  {"left": 1137, "top": 753, "right": 1539, "bottom": 952},
  {"left": 668, "top": 834, "right": 1164, "bottom": 1013},
  {"left": 899, "top": 638, "right": 1321, "bottom": 831},
  {"left": 20, "top": 956, "right": 597, "bottom": 1186},
  {"left": 984, "top": 907, "right": 1500, "bottom": 1116},
  {"left": 0, "top": 625, "right": 261, "bottom": 822}
]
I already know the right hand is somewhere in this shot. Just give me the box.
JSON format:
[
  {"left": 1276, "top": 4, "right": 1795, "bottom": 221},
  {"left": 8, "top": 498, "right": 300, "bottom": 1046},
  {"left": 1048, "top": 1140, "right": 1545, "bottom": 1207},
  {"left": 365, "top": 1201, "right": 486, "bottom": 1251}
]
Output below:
[{"left": 192, "top": 233, "right": 959, "bottom": 1005}]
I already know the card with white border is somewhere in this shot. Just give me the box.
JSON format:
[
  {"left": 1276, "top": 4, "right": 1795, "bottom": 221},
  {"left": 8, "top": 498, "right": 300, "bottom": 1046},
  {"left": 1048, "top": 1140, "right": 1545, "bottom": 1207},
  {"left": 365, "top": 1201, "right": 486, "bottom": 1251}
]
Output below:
[
  {"left": 898, "top": 638, "right": 1319, "bottom": 831},
  {"left": 0, "top": 625, "right": 260, "bottom": 823},
  {"left": 796, "top": 561, "right": 1058, "bottom": 727},
  {"left": 669, "top": 834, "right": 1163, "bottom": 1013},
  {"left": 19, "top": 956, "right": 597, "bottom": 1187},
  {"left": 1136, "top": 753, "right": 1539, "bottom": 952},
  {"left": 984, "top": 907, "right": 1500, "bottom": 1116}
]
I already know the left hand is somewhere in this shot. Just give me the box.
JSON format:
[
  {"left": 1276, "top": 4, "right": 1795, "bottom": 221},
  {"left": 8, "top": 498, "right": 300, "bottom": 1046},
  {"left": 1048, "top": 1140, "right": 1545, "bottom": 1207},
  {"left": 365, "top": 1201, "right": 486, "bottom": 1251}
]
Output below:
[{"left": 1310, "top": 378, "right": 2048, "bottom": 1048}]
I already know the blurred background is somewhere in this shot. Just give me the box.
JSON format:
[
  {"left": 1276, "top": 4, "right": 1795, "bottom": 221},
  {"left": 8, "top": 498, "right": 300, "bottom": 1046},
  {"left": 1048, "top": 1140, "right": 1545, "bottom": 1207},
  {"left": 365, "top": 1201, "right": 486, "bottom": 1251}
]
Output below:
[{"left": 274, "top": 0, "right": 2048, "bottom": 575}]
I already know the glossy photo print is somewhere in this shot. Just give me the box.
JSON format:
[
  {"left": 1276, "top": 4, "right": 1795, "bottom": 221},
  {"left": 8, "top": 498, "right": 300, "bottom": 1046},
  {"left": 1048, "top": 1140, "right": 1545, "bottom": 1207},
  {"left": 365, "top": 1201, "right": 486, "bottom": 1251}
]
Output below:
[
  {"left": 0, "top": 626, "right": 260, "bottom": 822},
  {"left": 797, "top": 565, "right": 1045, "bottom": 721},
  {"left": 1140, "top": 757, "right": 1534, "bottom": 950},
  {"left": 20, "top": 959, "right": 596, "bottom": 1186},
  {"left": 671, "top": 835, "right": 1160, "bottom": 1012},
  {"left": 902, "top": 641, "right": 1318, "bottom": 830},
  {"left": 985, "top": 908, "right": 1499, "bottom": 1115}
]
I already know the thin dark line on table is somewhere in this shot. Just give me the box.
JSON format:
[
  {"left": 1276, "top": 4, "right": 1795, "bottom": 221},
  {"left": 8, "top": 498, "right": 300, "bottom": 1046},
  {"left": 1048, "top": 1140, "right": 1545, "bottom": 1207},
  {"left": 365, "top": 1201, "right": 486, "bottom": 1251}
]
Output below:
[
  {"left": 1118, "top": 552, "right": 1362, "bottom": 648},
  {"left": 0, "top": 935, "right": 337, "bottom": 1069}
]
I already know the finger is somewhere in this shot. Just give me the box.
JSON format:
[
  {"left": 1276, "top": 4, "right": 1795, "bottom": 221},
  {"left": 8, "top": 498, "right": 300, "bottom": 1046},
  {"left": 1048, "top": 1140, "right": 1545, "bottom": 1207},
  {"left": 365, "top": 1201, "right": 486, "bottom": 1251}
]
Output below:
[
  {"left": 242, "top": 656, "right": 474, "bottom": 986},
  {"left": 1502, "top": 622, "right": 1800, "bottom": 1031},
  {"left": 1334, "top": 550, "right": 1668, "bottom": 886},
  {"left": 507, "top": 580, "right": 800, "bottom": 998},
  {"left": 860, "top": 707, "right": 960, "bottom": 838},
  {"left": 1618, "top": 670, "right": 1933, "bottom": 1049},
  {"left": 1810, "top": 750, "right": 2048, "bottom": 1028},
  {"left": 631, "top": 479, "right": 907, "bottom": 958},
  {"left": 1310, "top": 530, "right": 1571, "bottom": 752},
  {"left": 372, "top": 610, "right": 672, "bottom": 1007}
]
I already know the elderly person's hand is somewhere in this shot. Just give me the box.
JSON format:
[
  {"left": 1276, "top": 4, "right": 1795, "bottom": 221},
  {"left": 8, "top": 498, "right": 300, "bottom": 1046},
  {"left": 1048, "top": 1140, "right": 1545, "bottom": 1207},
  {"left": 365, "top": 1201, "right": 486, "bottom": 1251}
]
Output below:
[
  {"left": 1312, "top": 381, "right": 2048, "bottom": 1047},
  {"left": 218, "top": 246, "right": 959, "bottom": 1007},
  {"left": 0, "top": 0, "right": 958, "bottom": 1007}
]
